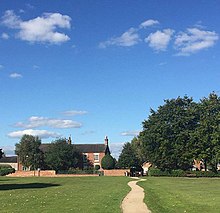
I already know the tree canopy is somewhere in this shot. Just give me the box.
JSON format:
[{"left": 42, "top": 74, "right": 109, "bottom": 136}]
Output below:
[
  {"left": 15, "top": 134, "right": 43, "bottom": 169},
  {"left": 44, "top": 138, "right": 82, "bottom": 171},
  {"left": 119, "top": 93, "right": 220, "bottom": 172},
  {"left": 101, "top": 154, "right": 115, "bottom": 169},
  {"left": 117, "top": 142, "right": 140, "bottom": 168}
]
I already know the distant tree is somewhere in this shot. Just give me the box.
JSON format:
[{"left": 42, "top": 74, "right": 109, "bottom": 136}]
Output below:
[
  {"left": 0, "top": 149, "right": 4, "bottom": 159},
  {"left": 101, "top": 154, "right": 115, "bottom": 169},
  {"left": 44, "top": 138, "right": 82, "bottom": 171},
  {"left": 15, "top": 135, "right": 44, "bottom": 169},
  {"left": 192, "top": 93, "right": 220, "bottom": 171},
  {"left": 141, "top": 96, "right": 198, "bottom": 171},
  {"left": 117, "top": 142, "right": 140, "bottom": 169}
]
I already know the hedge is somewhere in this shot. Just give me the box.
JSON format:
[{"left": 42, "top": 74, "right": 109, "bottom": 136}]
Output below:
[
  {"left": 0, "top": 168, "right": 15, "bottom": 176},
  {"left": 148, "top": 168, "right": 220, "bottom": 177}
]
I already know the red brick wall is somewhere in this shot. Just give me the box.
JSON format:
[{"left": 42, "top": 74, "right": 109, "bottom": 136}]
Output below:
[
  {"left": 7, "top": 170, "right": 56, "bottom": 177},
  {"left": 103, "top": 169, "right": 129, "bottom": 176}
]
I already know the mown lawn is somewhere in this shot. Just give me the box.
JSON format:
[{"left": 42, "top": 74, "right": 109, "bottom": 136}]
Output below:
[
  {"left": 0, "top": 176, "right": 130, "bottom": 213},
  {"left": 138, "top": 177, "right": 220, "bottom": 213}
]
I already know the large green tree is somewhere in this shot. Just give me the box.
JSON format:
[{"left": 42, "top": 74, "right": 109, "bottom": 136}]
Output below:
[
  {"left": 192, "top": 93, "right": 220, "bottom": 171},
  {"left": 44, "top": 138, "right": 82, "bottom": 171},
  {"left": 117, "top": 142, "right": 140, "bottom": 168},
  {"left": 141, "top": 96, "right": 198, "bottom": 171},
  {"left": 15, "top": 134, "right": 44, "bottom": 169}
]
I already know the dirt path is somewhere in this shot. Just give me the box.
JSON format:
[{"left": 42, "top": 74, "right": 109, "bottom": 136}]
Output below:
[{"left": 121, "top": 178, "right": 151, "bottom": 213}]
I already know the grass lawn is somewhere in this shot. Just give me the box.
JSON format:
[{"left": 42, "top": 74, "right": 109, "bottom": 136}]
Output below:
[
  {"left": 0, "top": 176, "right": 130, "bottom": 213},
  {"left": 138, "top": 177, "right": 220, "bottom": 213}
]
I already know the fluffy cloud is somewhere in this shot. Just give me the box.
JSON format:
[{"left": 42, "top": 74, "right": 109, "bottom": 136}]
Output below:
[
  {"left": 1, "top": 145, "right": 15, "bottom": 156},
  {"left": 121, "top": 130, "right": 140, "bottom": 136},
  {"left": 145, "top": 29, "right": 174, "bottom": 51},
  {"left": 109, "top": 142, "right": 125, "bottom": 159},
  {"left": 62, "top": 110, "right": 88, "bottom": 116},
  {"left": 139, "top": 19, "right": 159, "bottom": 29},
  {"left": 1, "top": 32, "right": 9, "bottom": 39},
  {"left": 99, "top": 28, "right": 140, "bottom": 48},
  {"left": 174, "top": 28, "right": 219, "bottom": 55},
  {"left": 9, "top": 73, "right": 22, "bottom": 78},
  {"left": 15, "top": 116, "right": 82, "bottom": 129},
  {"left": 8, "top": 129, "right": 61, "bottom": 139},
  {"left": 1, "top": 10, "right": 71, "bottom": 44}
]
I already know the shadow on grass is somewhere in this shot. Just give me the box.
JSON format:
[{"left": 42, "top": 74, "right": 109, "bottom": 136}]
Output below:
[{"left": 0, "top": 183, "right": 60, "bottom": 190}]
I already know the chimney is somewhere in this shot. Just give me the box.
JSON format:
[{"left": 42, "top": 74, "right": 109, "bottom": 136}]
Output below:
[
  {"left": 104, "top": 136, "right": 108, "bottom": 145},
  {"left": 68, "top": 135, "right": 72, "bottom": 145}
]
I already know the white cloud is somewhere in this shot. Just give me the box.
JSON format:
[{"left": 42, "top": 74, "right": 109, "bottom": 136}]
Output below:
[
  {"left": 121, "top": 130, "right": 140, "bottom": 137},
  {"left": 1, "top": 10, "right": 71, "bottom": 44},
  {"left": 15, "top": 116, "right": 82, "bottom": 129},
  {"left": 33, "top": 65, "right": 39, "bottom": 69},
  {"left": 1, "top": 145, "right": 15, "bottom": 156},
  {"left": 9, "top": 73, "right": 22, "bottom": 78},
  {"left": 62, "top": 110, "right": 88, "bottom": 116},
  {"left": 109, "top": 142, "right": 125, "bottom": 159},
  {"left": 145, "top": 29, "right": 174, "bottom": 51},
  {"left": 174, "top": 28, "right": 219, "bottom": 55},
  {"left": 139, "top": 19, "right": 159, "bottom": 29},
  {"left": 1, "top": 32, "right": 9, "bottom": 39},
  {"left": 99, "top": 28, "right": 140, "bottom": 48},
  {"left": 8, "top": 129, "right": 61, "bottom": 139},
  {"left": 0, "top": 64, "right": 4, "bottom": 69}
]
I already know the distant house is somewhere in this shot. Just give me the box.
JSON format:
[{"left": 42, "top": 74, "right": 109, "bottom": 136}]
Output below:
[
  {"left": 18, "top": 136, "right": 111, "bottom": 171},
  {"left": 0, "top": 156, "right": 18, "bottom": 170}
]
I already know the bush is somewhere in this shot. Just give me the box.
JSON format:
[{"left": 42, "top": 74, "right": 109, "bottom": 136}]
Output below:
[
  {"left": 101, "top": 154, "right": 115, "bottom": 170},
  {"left": 0, "top": 164, "right": 12, "bottom": 169},
  {"left": 58, "top": 168, "right": 100, "bottom": 174},
  {"left": 0, "top": 168, "right": 15, "bottom": 176},
  {"left": 148, "top": 168, "right": 220, "bottom": 177},
  {"left": 94, "top": 165, "right": 100, "bottom": 170}
]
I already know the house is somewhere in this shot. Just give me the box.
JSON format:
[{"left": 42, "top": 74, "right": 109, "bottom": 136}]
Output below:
[
  {"left": 18, "top": 136, "right": 111, "bottom": 171},
  {"left": 142, "top": 162, "right": 152, "bottom": 175},
  {"left": 0, "top": 156, "right": 18, "bottom": 170}
]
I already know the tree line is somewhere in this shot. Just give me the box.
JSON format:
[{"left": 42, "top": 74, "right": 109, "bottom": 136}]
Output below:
[
  {"left": 15, "top": 136, "right": 83, "bottom": 172},
  {"left": 117, "top": 93, "right": 220, "bottom": 172}
]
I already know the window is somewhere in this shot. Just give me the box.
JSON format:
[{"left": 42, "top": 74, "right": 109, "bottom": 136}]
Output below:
[{"left": 94, "top": 153, "right": 99, "bottom": 162}]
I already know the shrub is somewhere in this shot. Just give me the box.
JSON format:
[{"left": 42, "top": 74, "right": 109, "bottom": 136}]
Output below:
[
  {"left": 148, "top": 168, "right": 220, "bottom": 177},
  {"left": 0, "top": 164, "right": 12, "bottom": 169},
  {"left": 101, "top": 154, "right": 115, "bottom": 170},
  {"left": 0, "top": 168, "right": 15, "bottom": 176},
  {"left": 94, "top": 165, "right": 100, "bottom": 170}
]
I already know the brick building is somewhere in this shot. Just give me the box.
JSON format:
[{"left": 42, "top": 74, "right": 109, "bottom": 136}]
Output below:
[{"left": 18, "top": 136, "right": 111, "bottom": 171}]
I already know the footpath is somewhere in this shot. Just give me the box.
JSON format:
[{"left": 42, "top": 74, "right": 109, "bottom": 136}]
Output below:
[{"left": 121, "top": 177, "right": 151, "bottom": 213}]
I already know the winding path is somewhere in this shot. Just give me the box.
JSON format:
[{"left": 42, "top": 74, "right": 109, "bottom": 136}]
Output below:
[{"left": 121, "top": 178, "right": 151, "bottom": 213}]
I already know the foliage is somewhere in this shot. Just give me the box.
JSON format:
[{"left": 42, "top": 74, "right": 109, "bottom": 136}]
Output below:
[
  {"left": 94, "top": 165, "right": 100, "bottom": 170},
  {"left": 148, "top": 168, "right": 220, "bottom": 177},
  {"left": 101, "top": 154, "right": 115, "bottom": 169},
  {"left": 148, "top": 168, "right": 185, "bottom": 177},
  {"left": 0, "top": 165, "right": 15, "bottom": 176},
  {"left": 141, "top": 96, "right": 198, "bottom": 171},
  {"left": 117, "top": 142, "right": 140, "bottom": 168},
  {"left": 0, "top": 176, "right": 130, "bottom": 213},
  {"left": 44, "top": 138, "right": 82, "bottom": 171},
  {"left": 15, "top": 134, "right": 44, "bottom": 169},
  {"left": 191, "top": 93, "right": 220, "bottom": 171},
  {"left": 139, "top": 177, "right": 220, "bottom": 213},
  {"left": 0, "top": 148, "right": 4, "bottom": 159}
]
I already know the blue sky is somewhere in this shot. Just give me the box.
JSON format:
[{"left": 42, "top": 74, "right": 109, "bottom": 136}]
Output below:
[{"left": 0, "top": 0, "right": 219, "bottom": 157}]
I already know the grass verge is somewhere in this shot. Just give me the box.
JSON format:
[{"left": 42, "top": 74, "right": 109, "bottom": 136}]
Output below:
[
  {"left": 138, "top": 177, "right": 220, "bottom": 213},
  {"left": 0, "top": 176, "right": 130, "bottom": 213}
]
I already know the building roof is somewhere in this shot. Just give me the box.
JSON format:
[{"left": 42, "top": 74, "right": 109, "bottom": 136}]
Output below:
[
  {"left": 0, "top": 156, "right": 17, "bottom": 163},
  {"left": 39, "top": 143, "right": 110, "bottom": 154},
  {"left": 74, "top": 144, "right": 107, "bottom": 153}
]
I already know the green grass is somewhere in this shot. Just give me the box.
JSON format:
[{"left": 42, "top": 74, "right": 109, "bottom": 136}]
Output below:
[
  {"left": 0, "top": 176, "right": 130, "bottom": 213},
  {"left": 138, "top": 177, "right": 220, "bottom": 213}
]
